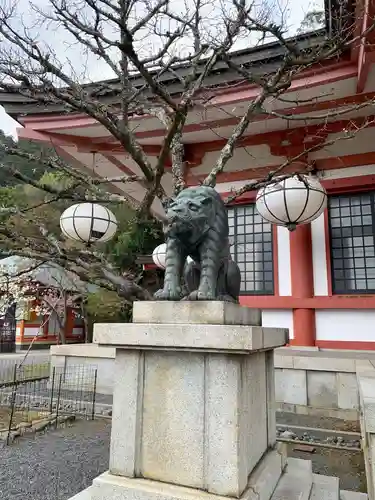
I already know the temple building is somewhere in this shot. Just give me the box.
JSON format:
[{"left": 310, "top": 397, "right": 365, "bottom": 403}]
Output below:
[
  {"left": 0, "top": 257, "right": 86, "bottom": 351},
  {"left": 1, "top": 0, "right": 375, "bottom": 350}
]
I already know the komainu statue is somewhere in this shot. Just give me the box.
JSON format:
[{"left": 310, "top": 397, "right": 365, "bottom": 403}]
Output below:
[{"left": 154, "top": 186, "right": 241, "bottom": 302}]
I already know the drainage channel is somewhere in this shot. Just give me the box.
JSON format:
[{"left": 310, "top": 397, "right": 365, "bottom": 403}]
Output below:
[{"left": 276, "top": 423, "right": 362, "bottom": 452}]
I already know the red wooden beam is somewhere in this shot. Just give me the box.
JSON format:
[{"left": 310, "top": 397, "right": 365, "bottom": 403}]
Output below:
[{"left": 20, "top": 113, "right": 375, "bottom": 165}]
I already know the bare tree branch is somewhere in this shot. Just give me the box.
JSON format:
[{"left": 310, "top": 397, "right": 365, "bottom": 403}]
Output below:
[
  {"left": 0, "top": 0, "right": 373, "bottom": 304},
  {"left": 224, "top": 116, "right": 375, "bottom": 203}
]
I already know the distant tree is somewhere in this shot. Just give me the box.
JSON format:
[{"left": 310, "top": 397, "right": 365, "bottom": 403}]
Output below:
[
  {"left": 0, "top": 131, "right": 50, "bottom": 187},
  {"left": 84, "top": 289, "right": 129, "bottom": 337},
  {"left": 0, "top": 168, "right": 163, "bottom": 307},
  {"left": 298, "top": 10, "right": 325, "bottom": 34}
]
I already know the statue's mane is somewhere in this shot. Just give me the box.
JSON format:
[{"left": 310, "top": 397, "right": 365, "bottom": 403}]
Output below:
[
  {"left": 165, "top": 186, "right": 228, "bottom": 246},
  {"left": 175, "top": 186, "right": 225, "bottom": 207}
]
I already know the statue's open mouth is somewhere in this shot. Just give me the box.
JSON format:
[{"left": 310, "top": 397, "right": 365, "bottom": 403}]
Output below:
[
  {"left": 165, "top": 223, "right": 181, "bottom": 235},
  {"left": 165, "top": 216, "right": 193, "bottom": 235}
]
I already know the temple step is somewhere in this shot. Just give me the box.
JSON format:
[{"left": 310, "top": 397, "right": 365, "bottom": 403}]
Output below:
[
  {"left": 311, "top": 474, "right": 340, "bottom": 499},
  {"left": 340, "top": 491, "right": 368, "bottom": 500},
  {"left": 66, "top": 467, "right": 368, "bottom": 500},
  {"left": 271, "top": 458, "right": 313, "bottom": 499},
  {"left": 270, "top": 458, "right": 367, "bottom": 500}
]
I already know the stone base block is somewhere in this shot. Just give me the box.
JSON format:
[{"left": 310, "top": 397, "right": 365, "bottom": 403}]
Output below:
[
  {"left": 91, "top": 449, "right": 285, "bottom": 500},
  {"left": 92, "top": 302, "right": 288, "bottom": 499},
  {"left": 94, "top": 323, "right": 287, "bottom": 353},
  {"left": 68, "top": 456, "right": 364, "bottom": 500},
  {"left": 132, "top": 301, "right": 261, "bottom": 326},
  {"left": 108, "top": 348, "right": 280, "bottom": 496}
]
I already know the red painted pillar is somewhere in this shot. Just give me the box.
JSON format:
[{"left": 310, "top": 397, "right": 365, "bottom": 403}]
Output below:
[{"left": 289, "top": 224, "right": 316, "bottom": 346}]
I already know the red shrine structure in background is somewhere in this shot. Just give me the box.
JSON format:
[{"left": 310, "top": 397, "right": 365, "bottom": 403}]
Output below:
[{"left": 1, "top": 0, "right": 375, "bottom": 350}]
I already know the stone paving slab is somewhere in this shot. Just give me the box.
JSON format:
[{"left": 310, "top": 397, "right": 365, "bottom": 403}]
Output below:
[
  {"left": 271, "top": 458, "right": 312, "bottom": 499},
  {"left": 340, "top": 491, "right": 368, "bottom": 499},
  {"left": 311, "top": 474, "right": 339, "bottom": 500}
]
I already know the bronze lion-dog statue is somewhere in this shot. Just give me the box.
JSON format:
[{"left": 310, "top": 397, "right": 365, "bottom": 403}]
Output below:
[{"left": 154, "top": 186, "right": 241, "bottom": 302}]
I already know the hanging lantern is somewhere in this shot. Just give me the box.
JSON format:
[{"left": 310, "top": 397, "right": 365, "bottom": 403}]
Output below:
[
  {"left": 60, "top": 203, "right": 118, "bottom": 244},
  {"left": 152, "top": 244, "right": 195, "bottom": 269},
  {"left": 256, "top": 175, "right": 327, "bottom": 231},
  {"left": 152, "top": 243, "right": 167, "bottom": 269}
]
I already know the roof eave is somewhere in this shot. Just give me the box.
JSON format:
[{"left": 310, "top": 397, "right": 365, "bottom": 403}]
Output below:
[{"left": 0, "top": 30, "right": 333, "bottom": 119}]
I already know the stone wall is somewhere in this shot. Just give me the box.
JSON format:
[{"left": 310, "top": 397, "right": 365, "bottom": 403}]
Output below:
[
  {"left": 275, "top": 347, "right": 375, "bottom": 421},
  {"left": 50, "top": 344, "right": 375, "bottom": 421},
  {"left": 357, "top": 362, "right": 375, "bottom": 500},
  {"left": 50, "top": 344, "right": 115, "bottom": 396}
]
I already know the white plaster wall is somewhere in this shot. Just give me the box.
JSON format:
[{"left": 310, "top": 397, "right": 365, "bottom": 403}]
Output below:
[
  {"left": 316, "top": 310, "right": 375, "bottom": 342},
  {"left": 216, "top": 165, "right": 375, "bottom": 195},
  {"left": 311, "top": 126, "right": 375, "bottom": 158},
  {"left": 23, "top": 327, "right": 41, "bottom": 338},
  {"left": 215, "top": 180, "right": 251, "bottom": 193},
  {"left": 262, "top": 310, "right": 294, "bottom": 340},
  {"left": 194, "top": 146, "right": 285, "bottom": 175},
  {"left": 64, "top": 356, "right": 115, "bottom": 395},
  {"left": 321, "top": 164, "right": 375, "bottom": 180},
  {"left": 276, "top": 226, "right": 291, "bottom": 296},
  {"left": 48, "top": 312, "right": 60, "bottom": 336},
  {"left": 311, "top": 213, "right": 328, "bottom": 296}
]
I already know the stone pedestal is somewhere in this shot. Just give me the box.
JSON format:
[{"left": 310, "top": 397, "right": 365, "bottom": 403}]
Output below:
[
  {"left": 88, "top": 302, "right": 288, "bottom": 500},
  {"left": 69, "top": 302, "right": 368, "bottom": 500}
]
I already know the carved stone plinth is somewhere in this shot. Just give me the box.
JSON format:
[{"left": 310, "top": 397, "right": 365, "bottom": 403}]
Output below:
[
  {"left": 69, "top": 303, "right": 368, "bottom": 500},
  {"left": 70, "top": 302, "right": 291, "bottom": 500},
  {"left": 91, "top": 302, "right": 287, "bottom": 499}
]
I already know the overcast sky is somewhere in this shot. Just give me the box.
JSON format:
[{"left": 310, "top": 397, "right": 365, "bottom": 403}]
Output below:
[{"left": 0, "top": 0, "right": 324, "bottom": 139}]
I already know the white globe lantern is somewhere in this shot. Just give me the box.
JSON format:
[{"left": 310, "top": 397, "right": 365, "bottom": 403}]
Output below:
[
  {"left": 60, "top": 203, "right": 118, "bottom": 244},
  {"left": 152, "top": 244, "right": 195, "bottom": 269},
  {"left": 256, "top": 175, "right": 327, "bottom": 231},
  {"left": 152, "top": 243, "right": 167, "bottom": 269}
]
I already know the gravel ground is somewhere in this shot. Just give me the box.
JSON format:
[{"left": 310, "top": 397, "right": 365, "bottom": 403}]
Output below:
[
  {"left": 287, "top": 444, "right": 367, "bottom": 493},
  {"left": 276, "top": 411, "right": 361, "bottom": 433},
  {"left": 278, "top": 412, "right": 366, "bottom": 492},
  {"left": 0, "top": 419, "right": 111, "bottom": 500},
  {"left": 0, "top": 413, "right": 367, "bottom": 499},
  {"left": 1, "top": 386, "right": 113, "bottom": 405}
]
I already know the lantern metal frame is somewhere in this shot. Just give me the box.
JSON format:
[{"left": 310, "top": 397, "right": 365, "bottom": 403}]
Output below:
[
  {"left": 152, "top": 243, "right": 167, "bottom": 269},
  {"left": 255, "top": 174, "right": 327, "bottom": 231},
  {"left": 60, "top": 202, "right": 118, "bottom": 245},
  {"left": 152, "top": 244, "right": 195, "bottom": 270}
]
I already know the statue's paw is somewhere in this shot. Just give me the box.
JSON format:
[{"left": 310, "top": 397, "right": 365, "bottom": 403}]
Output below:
[
  {"left": 154, "top": 287, "right": 182, "bottom": 301},
  {"left": 217, "top": 294, "right": 238, "bottom": 303},
  {"left": 186, "top": 290, "right": 216, "bottom": 301},
  {"left": 196, "top": 290, "right": 216, "bottom": 301},
  {"left": 186, "top": 291, "right": 199, "bottom": 301}
]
